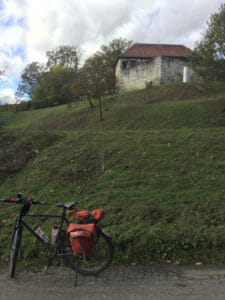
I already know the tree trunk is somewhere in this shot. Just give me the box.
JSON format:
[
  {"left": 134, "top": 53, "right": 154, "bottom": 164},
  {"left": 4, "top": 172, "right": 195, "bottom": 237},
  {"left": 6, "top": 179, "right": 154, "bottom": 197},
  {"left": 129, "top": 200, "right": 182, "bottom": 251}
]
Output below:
[
  {"left": 98, "top": 97, "right": 103, "bottom": 121},
  {"left": 87, "top": 96, "right": 95, "bottom": 108}
]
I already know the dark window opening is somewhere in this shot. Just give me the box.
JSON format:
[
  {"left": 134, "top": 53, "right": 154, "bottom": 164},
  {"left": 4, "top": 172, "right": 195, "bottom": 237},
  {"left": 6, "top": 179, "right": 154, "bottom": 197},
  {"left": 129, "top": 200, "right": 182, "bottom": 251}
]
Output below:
[
  {"left": 122, "top": 60, "right": 127, "bottom": 69},
  {"left": 130, "top": 59, "right": 136, "bottom": 67}
]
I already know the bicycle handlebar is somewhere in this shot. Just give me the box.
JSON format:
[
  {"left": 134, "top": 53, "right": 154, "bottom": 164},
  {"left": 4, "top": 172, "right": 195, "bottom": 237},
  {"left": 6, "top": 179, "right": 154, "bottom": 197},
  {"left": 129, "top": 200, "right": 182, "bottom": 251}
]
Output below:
[
  {"left": 0, "top": 198, "right": 47, "bottom": 205},
  {"left": 32, "top": 201, "right": 47, "bottom": 205},
  {"left": 0, "top": 198, "right": 17, "bottom": 203}
]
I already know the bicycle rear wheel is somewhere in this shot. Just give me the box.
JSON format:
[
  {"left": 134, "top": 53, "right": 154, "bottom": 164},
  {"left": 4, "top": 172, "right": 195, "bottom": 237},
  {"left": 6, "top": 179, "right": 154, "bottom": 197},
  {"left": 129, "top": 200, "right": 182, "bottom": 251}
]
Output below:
[
  {"left": 9, "top": 223, "right": 22, "bottom": 278},
  {"left": 60, "top": 231, "right": 113, "bottom": 275}
]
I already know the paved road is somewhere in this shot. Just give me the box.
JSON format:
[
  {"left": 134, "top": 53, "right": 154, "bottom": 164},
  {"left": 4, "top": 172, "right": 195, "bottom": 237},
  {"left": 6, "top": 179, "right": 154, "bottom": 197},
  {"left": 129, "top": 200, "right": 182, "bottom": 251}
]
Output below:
[{"left": 0, "top": 264, "right": 225, "bottom": 299}]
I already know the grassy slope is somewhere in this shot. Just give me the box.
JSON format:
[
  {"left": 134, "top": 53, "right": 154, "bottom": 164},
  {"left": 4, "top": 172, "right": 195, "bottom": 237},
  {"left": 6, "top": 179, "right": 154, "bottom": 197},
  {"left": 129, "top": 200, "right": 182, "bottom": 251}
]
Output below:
[{"left": 0, "top": 82, "right": 225, "bottom": 265}]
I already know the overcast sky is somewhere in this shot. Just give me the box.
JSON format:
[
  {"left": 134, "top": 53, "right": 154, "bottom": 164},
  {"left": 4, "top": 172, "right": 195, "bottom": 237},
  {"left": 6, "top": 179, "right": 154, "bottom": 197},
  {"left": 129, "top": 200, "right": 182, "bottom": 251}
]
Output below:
[{"left": 0, "top": 0, "right": 224, "bottom": 104}]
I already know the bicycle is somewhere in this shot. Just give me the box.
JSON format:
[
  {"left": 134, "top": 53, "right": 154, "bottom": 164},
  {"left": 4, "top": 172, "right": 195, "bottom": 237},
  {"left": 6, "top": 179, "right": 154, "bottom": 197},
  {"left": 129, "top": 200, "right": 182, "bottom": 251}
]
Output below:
[{"left": 0, "top": 193, "right": 113, "bottom": 284}]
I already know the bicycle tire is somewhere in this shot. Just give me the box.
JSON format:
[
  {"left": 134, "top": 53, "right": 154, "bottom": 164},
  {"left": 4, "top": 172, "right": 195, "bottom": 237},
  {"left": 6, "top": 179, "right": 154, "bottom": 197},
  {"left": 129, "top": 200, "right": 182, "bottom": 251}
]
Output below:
[
  {"left": 60, "top": 230, "right": 113, "bottom": 275},
  {"left": 9, "top": 224, "right": 22, "bottom": 278}
]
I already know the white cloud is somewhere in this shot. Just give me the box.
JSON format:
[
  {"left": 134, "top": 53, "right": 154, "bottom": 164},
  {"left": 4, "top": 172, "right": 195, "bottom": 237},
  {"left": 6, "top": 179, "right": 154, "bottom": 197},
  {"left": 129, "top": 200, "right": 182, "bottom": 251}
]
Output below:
[
  {"left": 0, "top": 25, "right": 24, "bottom": 49},
  {"left": 0, "top": 0, "right": 224, "bottom": 95},
  {"left": 0, "top": 49, "right": 24, "bottom": 77},
  {"left": 1, "top": 0, "right": 224, "bottom": 60},
  {"left": 0, "top": 88, "right": 16, "bottom": 104},
  {"left": 150, "top": 0, "right": 224, "bottom": 48}
]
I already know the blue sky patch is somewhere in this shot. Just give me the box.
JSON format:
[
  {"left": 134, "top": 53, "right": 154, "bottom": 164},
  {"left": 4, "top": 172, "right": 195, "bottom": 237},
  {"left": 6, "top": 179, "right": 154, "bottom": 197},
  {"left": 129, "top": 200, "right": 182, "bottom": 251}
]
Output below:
[
  {"left": 13, "top": 47, "right": 26, "bottom": 62},
  {"left": 2, "top": 77, "right": 19, "bottom": 90},
  {"left": 0, "top": 16, "right": 14, "bottom": 27},
  {"left": 0, "top": 15, "right": 25, "bottom": 28},
  {"left": 0, "top": 46, "right": 26, "bottom": 62},
  {"left": 0, "top": 0, "right": 4, "bottom": 11}
]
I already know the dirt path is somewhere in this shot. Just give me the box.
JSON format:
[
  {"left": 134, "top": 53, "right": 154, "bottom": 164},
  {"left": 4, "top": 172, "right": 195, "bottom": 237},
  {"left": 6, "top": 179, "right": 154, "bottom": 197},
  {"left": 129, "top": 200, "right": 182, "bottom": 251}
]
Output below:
[{"left": 0, "top": 264, "right": 225, "bottom": 299}]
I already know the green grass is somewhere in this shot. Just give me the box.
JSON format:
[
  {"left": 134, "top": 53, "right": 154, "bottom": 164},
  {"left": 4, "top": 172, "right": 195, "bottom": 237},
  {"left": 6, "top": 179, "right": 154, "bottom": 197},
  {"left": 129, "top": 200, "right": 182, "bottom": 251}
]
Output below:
[
  {"left": 0, "top": 81, "right": 225, "bottom": 265},
  {"left": 1, "top": 82, "right": 225, "bottom": 131},
  {"left": 0, "top": 105, "right": 67, "bottom": 129}
]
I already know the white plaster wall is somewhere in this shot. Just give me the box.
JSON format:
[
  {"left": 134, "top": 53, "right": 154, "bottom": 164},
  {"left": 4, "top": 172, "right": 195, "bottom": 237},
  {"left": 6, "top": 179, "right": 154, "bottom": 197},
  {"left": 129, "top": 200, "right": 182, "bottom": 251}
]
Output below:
[
  {"left": 115, "top": 56, "right": 197, "bottom": 92},
  {"left": 115, "top": 57, "right": 161, "bottom": 92}
]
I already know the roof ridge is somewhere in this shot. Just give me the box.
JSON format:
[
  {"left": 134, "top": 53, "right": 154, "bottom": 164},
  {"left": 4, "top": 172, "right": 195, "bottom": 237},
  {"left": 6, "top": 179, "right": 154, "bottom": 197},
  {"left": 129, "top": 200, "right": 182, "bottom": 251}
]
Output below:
[{"left": 133, "top": 43, "right": 187, "bottom": 47}]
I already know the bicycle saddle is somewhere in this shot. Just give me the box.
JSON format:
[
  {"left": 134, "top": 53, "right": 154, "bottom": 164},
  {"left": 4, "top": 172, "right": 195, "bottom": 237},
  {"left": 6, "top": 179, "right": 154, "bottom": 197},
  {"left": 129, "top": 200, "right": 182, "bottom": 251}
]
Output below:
[{"left": 56, "top": 202, "right": 77, "bottom": 209}]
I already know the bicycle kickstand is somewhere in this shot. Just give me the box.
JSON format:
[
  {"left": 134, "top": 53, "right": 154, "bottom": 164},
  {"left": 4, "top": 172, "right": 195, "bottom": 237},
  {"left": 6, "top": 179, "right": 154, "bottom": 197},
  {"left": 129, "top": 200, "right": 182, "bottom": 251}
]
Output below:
[
  {"left": 74, "top": 257, "right": 81, "bottom": 287},
  {"left": 42, "top": 252, "right": 57, "bottom": 273},
  {"left": 42, "top": 264, "right": 49, "bottom": 273},
  {"left": 74, "top": 270, "right": 78, "bottom": 287}
]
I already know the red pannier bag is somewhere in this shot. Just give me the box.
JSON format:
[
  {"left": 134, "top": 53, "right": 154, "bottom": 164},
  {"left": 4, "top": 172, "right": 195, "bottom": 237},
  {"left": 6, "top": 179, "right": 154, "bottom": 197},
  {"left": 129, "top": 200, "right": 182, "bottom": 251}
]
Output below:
[
  {"left": 76, "top": 209, "right": 104, "bottom": 223},
  {"left": 67, "top": 223, "right": 97, "bottom": 256},
  {"left": 91, "top": 209, "right": 104, "bottom": 222},
  {"left": 76, "top": 210, "right": 90, "bottom": 221}
]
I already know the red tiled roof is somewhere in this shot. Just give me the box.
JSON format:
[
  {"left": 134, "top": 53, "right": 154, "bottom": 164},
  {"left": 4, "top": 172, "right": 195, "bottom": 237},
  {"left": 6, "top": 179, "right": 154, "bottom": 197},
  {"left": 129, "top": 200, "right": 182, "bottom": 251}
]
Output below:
[{"left": 120, "top": 43, "right": 192, "bottom": 58}]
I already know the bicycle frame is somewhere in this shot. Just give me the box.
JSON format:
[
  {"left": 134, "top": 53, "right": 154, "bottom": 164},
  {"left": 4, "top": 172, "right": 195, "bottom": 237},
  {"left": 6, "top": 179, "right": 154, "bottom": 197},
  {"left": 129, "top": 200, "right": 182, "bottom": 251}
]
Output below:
[{"left": 17, "top": 208, "right": 70, "bottom": 254}]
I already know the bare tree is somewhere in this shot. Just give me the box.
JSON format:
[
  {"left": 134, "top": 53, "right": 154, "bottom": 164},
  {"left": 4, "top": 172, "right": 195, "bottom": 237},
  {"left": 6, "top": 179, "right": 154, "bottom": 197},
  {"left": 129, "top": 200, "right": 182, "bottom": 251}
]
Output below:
[{"left": 14, "top": 96, "right": 21, "bottom": 113}]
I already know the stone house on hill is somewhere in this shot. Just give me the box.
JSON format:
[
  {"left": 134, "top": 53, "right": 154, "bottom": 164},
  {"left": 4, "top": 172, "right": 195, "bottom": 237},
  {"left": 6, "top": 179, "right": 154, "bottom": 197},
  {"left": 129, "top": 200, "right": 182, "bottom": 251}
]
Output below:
[{"left": 115, "top": 43, "right": 192, "bottom": 92}]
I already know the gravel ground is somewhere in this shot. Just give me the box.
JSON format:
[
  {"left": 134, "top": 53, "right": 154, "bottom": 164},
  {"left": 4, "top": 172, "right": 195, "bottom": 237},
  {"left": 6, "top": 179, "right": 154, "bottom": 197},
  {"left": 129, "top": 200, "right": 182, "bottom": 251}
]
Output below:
[{"left": 0, "top": 264, "right": 225, "bottom": 299}]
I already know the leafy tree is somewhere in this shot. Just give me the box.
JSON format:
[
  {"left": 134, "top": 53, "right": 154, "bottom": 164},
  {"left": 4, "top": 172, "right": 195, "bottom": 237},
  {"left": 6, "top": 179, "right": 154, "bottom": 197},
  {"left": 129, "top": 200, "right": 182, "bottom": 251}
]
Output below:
[
  {"left": 100, "top": 38, "right": 133, "bottom": 93},
  {"left": 32, "top": 66, "right": 76, "bottom": 108},
  {"left": 20, "top": 46, "right": 81, "bottom": 108},
  {"left": 70, "top": 69, "right": 95, "bottom": 108},
  {"left": 16, "top": 62, "right": 44, "bottom": 99},
  {"left": 71, "top": 38, "right": 132, "bottom": 117},
  {"left": 46, "top": 45, "right": 81, "bottom": 72},
  {"left": 81, "top": 52, "right": 110, "bottom": 120},
  {"left": 30, "top": 45, "right": 81, "bottom": 107},
  {"left": 189, "top": 4, "right": 225, "bottom": 81}
]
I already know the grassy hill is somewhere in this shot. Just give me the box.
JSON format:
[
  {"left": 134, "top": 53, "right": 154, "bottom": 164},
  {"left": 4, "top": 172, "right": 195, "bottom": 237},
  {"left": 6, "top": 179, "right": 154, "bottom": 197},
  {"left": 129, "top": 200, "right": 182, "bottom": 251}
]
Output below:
[{"left": 1, "top": 81, "right": 225, "bottom": 265}]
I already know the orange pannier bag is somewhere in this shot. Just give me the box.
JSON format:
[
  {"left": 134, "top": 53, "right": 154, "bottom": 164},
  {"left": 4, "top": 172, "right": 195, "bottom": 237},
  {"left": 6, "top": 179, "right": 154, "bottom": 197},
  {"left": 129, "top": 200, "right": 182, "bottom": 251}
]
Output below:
[
  {"left": 76, "top": 209, "right": 104, "bottom": 223},
  {"left": 67, "top": 223, "right": 97, "bottom": 256},
  {"left": 91, "top": 209, "right": 104, "bottom": 222},
  {"left": 76, "top": 210, "right": 90, "bottom": 221}
]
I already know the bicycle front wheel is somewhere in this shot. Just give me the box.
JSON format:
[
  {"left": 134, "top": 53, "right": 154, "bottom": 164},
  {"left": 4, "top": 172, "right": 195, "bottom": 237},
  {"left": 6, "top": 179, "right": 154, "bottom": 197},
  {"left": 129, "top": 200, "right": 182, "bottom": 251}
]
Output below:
[
  {"left": 9, "top": 224, "right": 22, "bottom": 278},
  {"left": 60, "top": 231, "right": 113, "bottom": 275}
]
